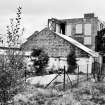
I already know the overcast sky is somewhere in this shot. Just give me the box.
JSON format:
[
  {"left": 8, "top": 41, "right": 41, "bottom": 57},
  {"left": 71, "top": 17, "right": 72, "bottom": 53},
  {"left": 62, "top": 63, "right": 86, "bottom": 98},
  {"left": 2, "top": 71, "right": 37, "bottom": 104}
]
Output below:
[{"left": 0, "top": 0, "right": 105, "bottom": 42}]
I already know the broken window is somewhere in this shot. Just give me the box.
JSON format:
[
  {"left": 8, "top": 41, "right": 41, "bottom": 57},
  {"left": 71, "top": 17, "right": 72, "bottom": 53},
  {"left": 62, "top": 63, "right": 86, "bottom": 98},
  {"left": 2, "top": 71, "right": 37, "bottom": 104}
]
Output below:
[
  {"left": 60, "top": 23, "right": 65, "bottom": 35},
  {"left": 48, "top": 19, "right": 56, "bottom": 31}
]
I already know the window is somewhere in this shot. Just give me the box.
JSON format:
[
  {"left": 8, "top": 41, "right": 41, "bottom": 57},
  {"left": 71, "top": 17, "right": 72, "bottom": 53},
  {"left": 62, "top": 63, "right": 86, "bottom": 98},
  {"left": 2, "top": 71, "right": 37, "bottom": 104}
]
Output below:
[
  {"left": 48, "top": 20, "right": 56, "bottom": 31},
  {"left": 84, "top": 37, "right": 91, "bottom": 45},
  {"left": 56, "top": 24, "right": 60, "bottom": 33},
  {"left": 65, "top": 23, "right": 72, "bottom": 36},
  {"left": 60, "top": 23, "right": 65, "bottom": 34},
  {"left": 76, "top": 24, "right": 82, "bottom": 34},
  {"left": 84, "top": 24, "right": 91, "bottom": 35}
]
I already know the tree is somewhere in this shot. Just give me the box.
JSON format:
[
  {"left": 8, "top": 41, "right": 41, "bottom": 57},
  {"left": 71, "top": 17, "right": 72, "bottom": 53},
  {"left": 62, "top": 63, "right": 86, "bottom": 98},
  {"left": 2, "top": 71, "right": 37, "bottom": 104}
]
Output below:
[
  {"left": 0, "top": 6, "right": 25, "bottom": 104},
  {"left": 94, "top": 28, "right": 105, "bottom": 81},
  {"left": 67, "top": 51, "right": 77, "bottom": 73},
  {"left": 31, "top": 48, "right": 49, "bottom": 75},
  {"left": 6, "top": 6, "right": 25, "bottom": 82},
  {"left": 95, "top": 28, "right": 105, "bottom": 52}
]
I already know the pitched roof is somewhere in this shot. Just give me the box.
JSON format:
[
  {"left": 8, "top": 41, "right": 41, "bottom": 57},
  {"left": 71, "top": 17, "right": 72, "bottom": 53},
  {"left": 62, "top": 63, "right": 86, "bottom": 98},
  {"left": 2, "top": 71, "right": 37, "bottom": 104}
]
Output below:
[
  {"left": 21, "top": 27, "right": 49, "bottom": 49},
  {"left": 27, "top": 31, "right": 39, "bottom": 40}
]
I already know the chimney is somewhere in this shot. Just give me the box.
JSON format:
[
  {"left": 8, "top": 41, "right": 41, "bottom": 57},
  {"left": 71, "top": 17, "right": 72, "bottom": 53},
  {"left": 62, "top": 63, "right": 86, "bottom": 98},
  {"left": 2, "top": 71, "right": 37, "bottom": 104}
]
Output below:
[{"left": 84, "top": 13, "right": 95, "bottom": 19}]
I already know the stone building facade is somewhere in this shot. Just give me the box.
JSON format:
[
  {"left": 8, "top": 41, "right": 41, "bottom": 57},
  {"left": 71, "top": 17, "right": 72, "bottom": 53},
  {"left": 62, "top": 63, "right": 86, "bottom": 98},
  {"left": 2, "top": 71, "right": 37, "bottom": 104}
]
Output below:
[
  {"left": 21, "top": 28, "right": 75, "bottom": 70},
  {"left": 21, "top": 28, "right": 73, "bottom": 58}
]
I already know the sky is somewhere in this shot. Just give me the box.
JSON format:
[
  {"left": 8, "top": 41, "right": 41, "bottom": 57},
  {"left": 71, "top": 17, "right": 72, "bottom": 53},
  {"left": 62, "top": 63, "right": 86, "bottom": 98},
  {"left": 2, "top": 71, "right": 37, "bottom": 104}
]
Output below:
[{"left": 0, "top": 0, "right": 105, "bottom": 42}]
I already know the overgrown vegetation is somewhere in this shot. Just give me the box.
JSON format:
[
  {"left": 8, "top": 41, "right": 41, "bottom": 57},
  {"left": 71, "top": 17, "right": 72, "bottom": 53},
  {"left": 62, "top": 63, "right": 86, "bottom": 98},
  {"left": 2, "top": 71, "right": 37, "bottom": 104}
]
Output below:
[
  {"left": 94, "top": 29, "right": 105, "bottom": 82},
  {"left": 67, "top": 51, "right": 77, "bottom": 73},
  {"left": 13, "top": 79, "right": 105, "bottom": 105},
  {"left": 6, "top": 5, "right": 25, "bottom": 84},
  {"left": 31, "top": 48, "right": 49, "bottom": 75},
  {"left": 0, "top": 6, "right": 26, "bottom": 104},
  {"left": 92, "top": 61, "right": 105, "bottom": 82}
]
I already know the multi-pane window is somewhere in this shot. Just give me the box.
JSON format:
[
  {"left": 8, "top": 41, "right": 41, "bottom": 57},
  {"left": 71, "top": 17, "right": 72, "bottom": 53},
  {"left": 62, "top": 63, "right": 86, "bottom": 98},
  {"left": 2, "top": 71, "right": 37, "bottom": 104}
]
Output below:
[
  {"left": 84, "top": 23, "right": 92, "bottom": 45},
  {"left": 84, "top": 24, "right": 91, "bottom": 35},
  {"left": 75, "top": 24, "right": 82, "bottom": 34}
]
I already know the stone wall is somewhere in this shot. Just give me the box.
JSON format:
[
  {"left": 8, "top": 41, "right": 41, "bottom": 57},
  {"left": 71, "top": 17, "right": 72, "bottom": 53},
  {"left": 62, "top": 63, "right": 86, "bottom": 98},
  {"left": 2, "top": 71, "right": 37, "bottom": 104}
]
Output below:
[{"left": 21, "top": 28, "right": 73, "bottom": 58}]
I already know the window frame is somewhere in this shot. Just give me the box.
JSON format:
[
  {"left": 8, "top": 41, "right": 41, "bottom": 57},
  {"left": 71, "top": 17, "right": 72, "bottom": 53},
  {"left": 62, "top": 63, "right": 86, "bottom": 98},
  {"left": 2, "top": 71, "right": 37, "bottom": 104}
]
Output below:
[
  {"left": 84, "top": 23, "right": 92, "bottom": 36},
  {"left": 84, "top": 36, "right": 92, "bottom": 45},
  {"left": 75, "top": 24, "right": 83, "bottom": 34}
]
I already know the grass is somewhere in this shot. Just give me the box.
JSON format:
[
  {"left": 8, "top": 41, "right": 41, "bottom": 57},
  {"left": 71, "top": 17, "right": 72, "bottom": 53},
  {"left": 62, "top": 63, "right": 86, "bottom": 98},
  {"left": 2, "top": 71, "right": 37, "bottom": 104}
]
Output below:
[{"left": 12, "top": 76, "right": 105, "bottom": 105}]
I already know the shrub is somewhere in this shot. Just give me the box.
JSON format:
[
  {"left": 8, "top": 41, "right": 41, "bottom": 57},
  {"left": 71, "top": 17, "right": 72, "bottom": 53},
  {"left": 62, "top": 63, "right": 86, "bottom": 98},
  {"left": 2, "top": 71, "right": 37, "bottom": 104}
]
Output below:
[
  {"left": 67, "top": 51, "right": 77, "bottom": 73},
  {"left": 0, "top": 6, "right": 26, "bottom": 104},
  {"left": 0, "top": 70, "right": 14, "bottom": 104},
  {"left": 31, "top": 48, "right": 49, "bottom": 75}
]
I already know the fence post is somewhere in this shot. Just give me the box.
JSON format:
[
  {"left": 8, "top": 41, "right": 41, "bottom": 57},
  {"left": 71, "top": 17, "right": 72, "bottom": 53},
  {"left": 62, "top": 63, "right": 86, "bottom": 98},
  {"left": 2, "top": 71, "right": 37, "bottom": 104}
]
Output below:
[
  {"left": 63, "top": 66, "right": 66, "bottom": 91},
  {"left": 87, "top": 63, "right": 88, "bottom": 81},
  {"left": 76, "top": 65, "right": 79, "bottom": 86}
]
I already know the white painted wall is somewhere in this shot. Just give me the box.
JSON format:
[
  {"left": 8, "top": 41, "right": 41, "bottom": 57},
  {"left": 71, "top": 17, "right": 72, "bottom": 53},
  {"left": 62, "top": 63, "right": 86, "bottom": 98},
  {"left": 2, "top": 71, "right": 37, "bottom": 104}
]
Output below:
[
  {"left": 47, "top": 58, "right": 68, "bottom": 71},
  {"left": 76, "top": 57, "right": 93, "bottom": 73},
  {"left": 24, "top": 56, "right": 94, "bottom": 74},
  {"left": 47, "top": 57, "right": 93, "bottom": 73}
]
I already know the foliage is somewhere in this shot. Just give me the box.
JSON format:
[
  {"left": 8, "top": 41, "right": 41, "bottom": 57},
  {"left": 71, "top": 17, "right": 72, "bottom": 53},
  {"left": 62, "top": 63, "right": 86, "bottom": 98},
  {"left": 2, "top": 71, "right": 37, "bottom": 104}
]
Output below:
[
  {"left": 13, "top": 85, "right": 59, "bottom": 105},
  {"left": 6, "top": 6, "right": 25, "bottom": 83},
  {"left": 94, "top": 29, "right": 105, "bottom": 82},
  {"left": 67, "top": 51, "right": 77, "bottom": 73},
  {"left": 95, "top": 28, "right": 105, "bottom": 52},
  {"left": 13, "top": 78, "right": 105, "bottom": 105},
  {"left": 0, "top": 6, "right": 26, "bottom": 104},
  {"left": 31, "top": 48, "right": 49, "bottom": 75},
  {"left": 92, "top": 62, "right": 105, "bottom": 82},
  {"left": 7, "top": 6, "right": 24, "bottom": 48},
  {"left": 0, "top": 70, "right": 13, "bottom": 104}
]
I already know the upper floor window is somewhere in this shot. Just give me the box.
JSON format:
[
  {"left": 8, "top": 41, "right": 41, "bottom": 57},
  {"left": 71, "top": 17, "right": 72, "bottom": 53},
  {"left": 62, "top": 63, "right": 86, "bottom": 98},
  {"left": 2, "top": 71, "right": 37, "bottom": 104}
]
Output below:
[
  {"left": 84, "top": 24, "right": 91, "bottom": 35},
  {"left": 84, "top": 37, "right": 91, "bottom": 45},
  {"left": 56, "top": 24, "right": 60, "bottom": 33},
  {"left": 75, "top": 24, "right": 82, "bottom": 34},
  {"left": 65, "top": 23, "right": 72, "bottom": 36}
]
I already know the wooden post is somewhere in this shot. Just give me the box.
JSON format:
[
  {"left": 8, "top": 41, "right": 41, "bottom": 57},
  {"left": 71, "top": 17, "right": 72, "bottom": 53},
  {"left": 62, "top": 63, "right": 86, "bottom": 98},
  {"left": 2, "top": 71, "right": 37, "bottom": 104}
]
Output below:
[
  {"left": 87, "top": 63, "right": 88, "bottom": 81},
  {"left": 93, "top": 58, "right": 96, "bottom": 79},
  {"left": 77, "top": 65, "right": 79, "bottom": 85},
  {"left": 25, "top": 68, "right": 27, "bottom": 82},
  {"left": 63, "top": 66, "right": 66, "bottom": 91}
]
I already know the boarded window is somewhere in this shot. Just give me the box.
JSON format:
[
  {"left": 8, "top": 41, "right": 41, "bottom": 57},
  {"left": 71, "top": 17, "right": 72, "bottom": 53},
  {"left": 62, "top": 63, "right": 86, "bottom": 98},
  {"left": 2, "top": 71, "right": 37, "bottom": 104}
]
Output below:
[
  {"left": 76, "top": 24, "right": 82, "bottom": 34},
  {"left": 84, "top": 24, "right": 91, "bottom": 35},
  {"left": 65, "top": 23, "right": 72, "bottom": 36},
  {"left": 84, "top": 37, "right": 91, "bottom": 45}
]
